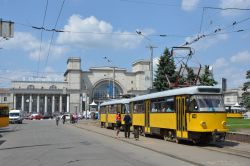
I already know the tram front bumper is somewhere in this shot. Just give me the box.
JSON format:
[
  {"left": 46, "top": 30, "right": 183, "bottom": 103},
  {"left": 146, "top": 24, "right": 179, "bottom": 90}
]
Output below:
[{"left": 212, "top": 131, "right": 226, "bottom": 142}]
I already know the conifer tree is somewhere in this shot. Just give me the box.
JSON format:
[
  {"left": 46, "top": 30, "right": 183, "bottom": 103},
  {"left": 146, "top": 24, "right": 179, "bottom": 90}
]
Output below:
[
  {"left": 199, "top": 65, "right": 217, "bottom": 86},
  {"left": 242, "top": 70, "right": 250, "bottom": 111},
  {"left": 186, "top": 66, "right": 197, "bottom": 85},
  {"left": 153, "top": 48, "right": 177, "bottom": 91}
]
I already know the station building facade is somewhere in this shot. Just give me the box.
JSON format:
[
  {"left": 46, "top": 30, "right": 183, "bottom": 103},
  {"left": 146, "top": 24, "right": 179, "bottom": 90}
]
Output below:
[{"left": 10, "top": 57, "right": 151, "bottom": 115}]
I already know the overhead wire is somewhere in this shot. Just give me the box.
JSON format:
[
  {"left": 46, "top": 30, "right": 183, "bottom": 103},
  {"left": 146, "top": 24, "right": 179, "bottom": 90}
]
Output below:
[
  {"left": 44, "top": 0, "right": 66, "bottom": 75},
  {"left": 37, "top": 0, "right": 49, "bottom": 78},
  {"left": 182, "top": 16, "right": 250, "bottom": 47}
]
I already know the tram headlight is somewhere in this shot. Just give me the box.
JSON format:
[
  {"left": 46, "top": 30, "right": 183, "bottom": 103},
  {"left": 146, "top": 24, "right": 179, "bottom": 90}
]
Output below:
[
  {"left": 222, "top": 121, "right": 227, "bottom": 127},
  {"left": 200, "top": 121, "right": 207, "bottom": 128}
]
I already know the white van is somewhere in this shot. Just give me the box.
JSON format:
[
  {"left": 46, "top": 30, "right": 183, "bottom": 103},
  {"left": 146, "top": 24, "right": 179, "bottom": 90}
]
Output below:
[{"left": 9, "top": 110, "right": 24, "bottom": 124}]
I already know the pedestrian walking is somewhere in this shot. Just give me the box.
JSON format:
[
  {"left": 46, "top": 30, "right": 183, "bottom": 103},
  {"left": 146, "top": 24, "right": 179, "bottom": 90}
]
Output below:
[
  {"left": 70, "top": 114, "right": 73, "bottom": 124},
  {"left": 115, "top": 112, "right": 121, "bottom": 137},
  {"left": 123, "top": 111, "right": 131, "bottom": 138},
  {"left": 62, "top": 114, "right": 66, "bottom": 124},
  {"left": 56, "top": 116, "right": 60, "bottom": 126}
]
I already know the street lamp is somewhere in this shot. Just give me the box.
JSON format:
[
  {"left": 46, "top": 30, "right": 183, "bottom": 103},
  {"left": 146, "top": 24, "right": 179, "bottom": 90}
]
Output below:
[
  {"left": 136, "top": 30, "right": 162, "bottom": 90},
  {"left": 146, "top": 45, "right": 157, "bottom": 89},
  {"left": 103, "top": 57, "right": 116, "bottom": 99}
]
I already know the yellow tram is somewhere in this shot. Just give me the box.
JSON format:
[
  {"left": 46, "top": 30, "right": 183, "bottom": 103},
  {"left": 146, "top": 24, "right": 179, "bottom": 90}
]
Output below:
[
  {"left": 99, "top": 99, "right": 131, "bottom": 129},
  {"left": 0, "top": 104, "right": 9, "bottom": 128},
  {"left": 99, "top": 86, "right": 228, "bottom": 144}
]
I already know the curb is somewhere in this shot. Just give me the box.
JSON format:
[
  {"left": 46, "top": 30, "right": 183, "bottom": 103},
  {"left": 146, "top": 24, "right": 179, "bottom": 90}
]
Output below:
[{"left": 226, "top": 132, "right": 250, "bottom": 143}]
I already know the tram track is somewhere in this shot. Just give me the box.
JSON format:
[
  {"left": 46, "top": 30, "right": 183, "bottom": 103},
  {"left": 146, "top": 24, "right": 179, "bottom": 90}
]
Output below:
[
  {"left": 74, "top": 124, "right": 205, "bottom": 166},
  {"left": 73, "top": 122, "right": 250, "bottom": 165},
  {"left": 200, "top": 145, "right": 250, "bottom": 159}
]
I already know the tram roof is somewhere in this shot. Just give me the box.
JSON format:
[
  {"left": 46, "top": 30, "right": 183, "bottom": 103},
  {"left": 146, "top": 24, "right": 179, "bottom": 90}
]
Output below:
[
  {"left": 100, "top": 98, "right": 131, "bottom": 106},
  {"left": 131, "top": 86, "right": 221, "bottom": 101}
]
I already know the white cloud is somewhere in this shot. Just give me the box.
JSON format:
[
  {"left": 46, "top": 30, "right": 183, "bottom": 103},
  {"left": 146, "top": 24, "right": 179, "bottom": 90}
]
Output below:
[
  {"left": 2, "top": 32, "right": 67, "bottom": 60},
  {"left": 230, "top": 51, "right": 250, "bottom": 64},
  {"left": 213, "top": 66, "right": 246, "bottom": 88},
  {"left": 153, "top": 57, "right": 159, "bottom": 73},
  {"left": 181, "top": 0, "right": 199, "bottom": 11},
  {"left": 56, "top": 15, "right": 145, "bottom": 49},
  {"left": 213, "top": 57, "right": 229, "bottom": 69},
  {"left": 43, "top": 66, "right": 64, "bottom": 82},
  {"left": 212, "top": 50, "right": 249, "bottom": 88},
  {"left": 219, "top": 0, "right": 250, "bottom": 16}
]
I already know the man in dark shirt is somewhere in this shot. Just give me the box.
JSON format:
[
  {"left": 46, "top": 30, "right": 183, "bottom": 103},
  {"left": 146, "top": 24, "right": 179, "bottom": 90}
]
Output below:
[{"left": 123, "top": 111, "right": 131, "bottom": 138}]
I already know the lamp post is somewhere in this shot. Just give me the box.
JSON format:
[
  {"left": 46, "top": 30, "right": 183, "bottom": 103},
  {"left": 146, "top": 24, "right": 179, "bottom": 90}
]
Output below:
[
  {"left": 103, "top": 57, "right": 116, "bottom": 99},
  {"left": 146, "top": 45, "right": 157, "bottom": 89},
  {"left": 112, "top": 66, "right": 115, "bottom": 99},
  {"left": 136, "top": 30, "right": 162, "bottom": 90},
  {"left": 84, "top": 93, "right": 88, "bottom": 119}
]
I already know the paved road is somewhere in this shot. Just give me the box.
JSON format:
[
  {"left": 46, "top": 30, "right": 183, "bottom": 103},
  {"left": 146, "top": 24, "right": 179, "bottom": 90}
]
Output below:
[{"left": 0, "top": 120, "right": 193, "bottom": 166}]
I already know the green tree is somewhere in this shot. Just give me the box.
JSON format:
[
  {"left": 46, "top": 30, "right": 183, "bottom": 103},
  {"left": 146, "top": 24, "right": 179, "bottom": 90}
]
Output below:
[
  {"left": 199, "top": 65, "right": 217, "bottom": 86},
  {"left": 153, "top": 48, "right": 177, "bottom": 91},
  {"left": 186, "top": 66, "right": 197, "bottom": 85},
  {"left": 242, "top": 70, "right": 250, "bottom": 110}
]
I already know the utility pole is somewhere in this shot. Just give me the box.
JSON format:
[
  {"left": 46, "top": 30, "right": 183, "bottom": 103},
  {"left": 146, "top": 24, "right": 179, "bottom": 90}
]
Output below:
[
  {"left": 112, "top": 67, "right": 116, "bottom": 99},
  {"left": 146, "top": 45, "right": 157, "bottom": 89},
  {"left": 103, "top": 57, "right": 116, "bottom": 98}
]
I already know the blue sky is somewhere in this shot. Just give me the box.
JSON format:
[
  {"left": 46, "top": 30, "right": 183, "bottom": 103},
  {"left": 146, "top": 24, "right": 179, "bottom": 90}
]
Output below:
[{"left": 0, "top": 0, "right": 250, "bottom": 89}]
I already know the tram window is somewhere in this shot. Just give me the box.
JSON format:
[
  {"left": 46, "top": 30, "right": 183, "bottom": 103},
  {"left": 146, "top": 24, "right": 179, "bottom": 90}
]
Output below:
[
  {"left": 133, "top": 103, "right": 144, "bottom": 113},
  {"left": 121, "top": 104, "right": 127, "bottom": 114},
  {"left": 166, "top": 97, "right": 174, "bottom": 112},
  {"left": 109, "top": 105, "right": 117, "bottom": 114},
  {"left": 151, "top": 98, "right": 174, "bottom": 113},
  {"left": 100, "top": 107, "right": 106, "bottom": 114},
  {"left": 151, "top": 101, "right": 161, "bottom": 112},
  {"left": 191, "top": 95, "right": 225, "bottom": 112}
]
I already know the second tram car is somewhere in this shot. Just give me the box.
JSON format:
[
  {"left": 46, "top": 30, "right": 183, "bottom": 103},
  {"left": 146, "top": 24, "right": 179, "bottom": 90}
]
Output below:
[{"left": 99, "top": 99, "right": 131, "bottom": 129}]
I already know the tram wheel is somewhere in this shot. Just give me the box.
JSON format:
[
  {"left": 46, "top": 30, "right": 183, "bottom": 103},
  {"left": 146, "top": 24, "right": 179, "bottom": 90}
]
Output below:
[
  {"left": 163, "top": 130, "right": 169, "bottom": 141},
  {"left": 140, "top": 127, "right": 146, "bottom": 136}
]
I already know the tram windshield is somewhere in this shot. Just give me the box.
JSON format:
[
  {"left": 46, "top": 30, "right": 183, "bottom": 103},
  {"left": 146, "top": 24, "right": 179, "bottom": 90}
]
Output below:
[{"left": 189, "top": 95, "right": 225, "bottom": 112}]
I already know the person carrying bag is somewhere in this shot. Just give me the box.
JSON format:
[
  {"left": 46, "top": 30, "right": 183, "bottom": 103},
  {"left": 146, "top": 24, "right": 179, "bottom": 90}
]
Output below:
[{"left": 123, "top": 111, "right": 131, "bottom": 138}]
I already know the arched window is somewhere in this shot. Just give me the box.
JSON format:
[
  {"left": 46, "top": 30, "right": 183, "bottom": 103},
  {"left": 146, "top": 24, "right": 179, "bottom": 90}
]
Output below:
[
  {"left": 92, "top": 81, "right": 123, "bottom": 101},
  {"left": 27, "top": 85, "right": 35, "bottom": 89}
]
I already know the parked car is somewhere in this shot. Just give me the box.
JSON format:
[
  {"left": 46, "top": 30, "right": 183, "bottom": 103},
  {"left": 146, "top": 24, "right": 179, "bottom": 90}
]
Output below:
[
  {"left": 9, "top": 110, "right": 24, "bottom": 124},
  {"left": 30, "top": 113, "right": 43, "bottom": 120},
  {"left": 43, "top": 113, "right": 53, "bottom": 119}
]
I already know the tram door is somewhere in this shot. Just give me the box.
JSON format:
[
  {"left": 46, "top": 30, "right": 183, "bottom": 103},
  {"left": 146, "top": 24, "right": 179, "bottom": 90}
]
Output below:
[
  {"left": 105, "top": 106, "right": 109, "bottom": 127},
  {"left": 144, "top": 100, "right": 150, "bottom": 133},
  {"left": 176, "top": 96, "right": 188, "bottom": 139}
]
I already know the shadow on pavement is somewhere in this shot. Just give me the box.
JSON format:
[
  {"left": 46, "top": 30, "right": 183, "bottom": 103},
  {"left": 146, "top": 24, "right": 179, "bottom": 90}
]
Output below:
[{"left": 0, "top": 140, "right": 6, "bottom": 146}]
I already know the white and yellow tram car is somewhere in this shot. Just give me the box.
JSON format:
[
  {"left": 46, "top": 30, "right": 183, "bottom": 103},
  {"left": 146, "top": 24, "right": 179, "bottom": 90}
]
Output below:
[
  {"left": 130, "top": 86, "right": 228, "bottom": 143},
  {"left": 99, "top": 99, "right": 130, "bottom": 129}
]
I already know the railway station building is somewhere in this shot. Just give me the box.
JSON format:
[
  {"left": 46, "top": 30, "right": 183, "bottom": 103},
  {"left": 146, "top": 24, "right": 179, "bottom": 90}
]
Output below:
[{"left": 9, "top": 57, "right": 151, "bottom": 116}]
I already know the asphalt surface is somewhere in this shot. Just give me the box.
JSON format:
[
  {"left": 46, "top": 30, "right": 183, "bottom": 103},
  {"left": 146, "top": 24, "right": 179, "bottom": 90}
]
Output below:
[
  {"left": 0, "top": 119, "right": 250, "bottom": 166},
  {"left": 0, "top": 120, "right": 194, "bottom": 166}
]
